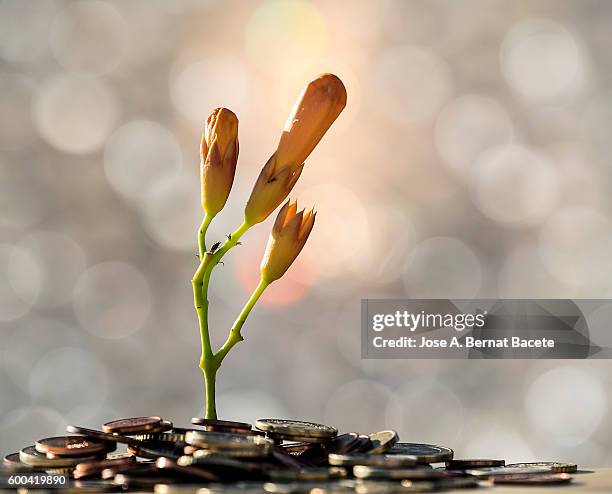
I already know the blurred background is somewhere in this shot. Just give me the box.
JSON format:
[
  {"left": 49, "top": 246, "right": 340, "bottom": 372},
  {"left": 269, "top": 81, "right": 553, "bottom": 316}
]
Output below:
[{"left": 1, "top": 0, "right": 611, "bottom": 466}]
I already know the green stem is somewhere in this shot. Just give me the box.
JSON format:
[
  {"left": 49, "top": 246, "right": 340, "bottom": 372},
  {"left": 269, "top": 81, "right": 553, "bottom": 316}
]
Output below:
[
  {"left": 205, "top": 221, "right": 250, "bottom": 278},
  {"left": 194, "top": 219, "right": 251, "bottom": 418},
  {"left": 202, "top": 360, "right": 217, "bottom": 419},
  {"left": 198, "top": 214, "right": 212, "bottom": 259},
  {"left": 214, "top": 278, "right": 268, "bottom": 367}
]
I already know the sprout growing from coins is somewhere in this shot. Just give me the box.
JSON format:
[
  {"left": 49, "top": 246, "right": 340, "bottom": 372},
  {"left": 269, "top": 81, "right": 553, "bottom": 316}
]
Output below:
[{"left": 193, "top": 74, "right": 347, "bottom": 418}]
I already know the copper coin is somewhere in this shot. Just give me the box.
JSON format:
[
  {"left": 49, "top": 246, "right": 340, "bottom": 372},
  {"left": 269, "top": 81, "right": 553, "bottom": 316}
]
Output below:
[
  {"left": 74, "top": 456, "right": 136, "bottom": 479},
  {"left": 66, "top": 425, "right": 137, "bottom": 446},
  {"left": 141, "top": 419, "right": 173, "bottom": 434},
  {"left": 35, "top": 436, "right": 111, "bottom": 457},
  {"left": 102, "top": 416, "right": 162, "bottom": 434},
  {"left": 281, "top": 442, "right": 317, "bottom": 454}
]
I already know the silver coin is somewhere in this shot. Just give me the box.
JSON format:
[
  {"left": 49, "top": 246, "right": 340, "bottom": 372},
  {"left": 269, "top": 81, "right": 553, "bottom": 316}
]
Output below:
[
  {"left": 491, "top": 472, "right": 573, "bottom": 485},
  {"left": 466, "top": 466, "right": 552, "bottom": 477},
  {"left": 268, "top": 467, "right": 336, "bottom": 482},
  {"left": 19, "top": 446, "right": 103, "bottom": 468},
  {"left": 185, "top": 430, "right": 274, "bottom": 451},
  {"left": 505, "top": 461, "right": 577, "bottom": 473},
  {"left": 354, "top": 480, "right": 433, "bottom": 493},
  {"left": 264, "top": 481, "right": 353, "bottom": 494},
  {"left": 387, "top": 443, "right": 453, "bottom": 463},
  {"left": 266, "top": 431, "right": 328, "bottom": 444},
  {"left": 197, "top": 482, "right": 270, "bottom": 494},
  {"left": 329, "top": 454, "right": 418, "bottom": 468},
  {"left": 191, "top": 445, "right": 271, "bottom": 459},
  {"left": 154, "top": 485, "right": 208, "bottom": 494},
  {"left": 402, "top": 477, "right": 479, "bottom": 490},
  {"left": 256, "top": 419, "right": 337, "bottom": 439},
  {"left": 353, "top": 466, "right": 448, "bottom": 480},
  {"left": 446, "top": 458, "right": 504, "bottom": 469},
  {"left": 367, "top": 431, "right": 399, "bottom": 454}
]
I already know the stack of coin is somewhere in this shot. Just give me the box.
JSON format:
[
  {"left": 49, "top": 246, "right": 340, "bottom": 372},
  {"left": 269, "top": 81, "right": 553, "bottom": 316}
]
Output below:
[{"left": 0, "top": 415, "right": 580, "bottom": 493}]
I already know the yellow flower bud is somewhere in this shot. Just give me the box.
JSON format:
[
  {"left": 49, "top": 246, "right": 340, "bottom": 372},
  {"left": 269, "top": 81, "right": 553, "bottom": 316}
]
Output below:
[
  {"left": 245, "top": 74, "right": 346, "bottom": 225},
  {"left": 260, "top": 200, "right": 316, "bottom": 284},
  {"left": 200, "top": 107, "right": 239, "bottom": 217}
]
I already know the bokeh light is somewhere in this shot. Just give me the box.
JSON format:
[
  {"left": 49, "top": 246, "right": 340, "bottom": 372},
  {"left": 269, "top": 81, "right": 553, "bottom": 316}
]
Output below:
[
  {"left": 51, "top": 0, "right": 127, "bottom": 75},
  {"left": 245, "top": 0, "right": 328, "bottom": 71},
  {"left": 472, "top": 144, "right": 560, "bottom": 226},
  {"left": 1, "top": 0, "right": 612, "bottom": 467},
  {"left": 501, "top": 19, "right": 586, "bottom": 104},
  {"left": 0, "top": 74, "right": 36, "bottom": 150},
  {"left": 34, "top": 74, "right": 119, "bottom": 154},
  {"left": 525, "top": 366, "right": 606, "bottom": 447},
  {"left": 73, "top": 262, "right": 152, "bottom": 339},
  {"left": 104, "top": 120, "right": 183, "bottom": 204},
  {"left": 368, "top": 45, "right": 453, "bottom": 125},
  {"left": 403, "top": 237, "right": 482, "bottom": 298},
  {"left": 539, "top": 207, "right": 612, "bottom": 286},
  {"left": 17, "top": 231, "right": 86, "bottom": 308},
  {"left": 170, "top": 57, "right": 251, "bottom": 125},
  {"left": 0, "top": 243, "right": 40, "bottom": 322},
  {"left": 435, "top": 94, "right": 514, "bottom": 177}
]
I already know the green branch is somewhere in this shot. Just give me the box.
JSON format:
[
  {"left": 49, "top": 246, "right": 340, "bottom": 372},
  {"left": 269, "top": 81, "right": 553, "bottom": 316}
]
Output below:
[{"left": 214, "top": 278, "right": 268, "bottom": 367}]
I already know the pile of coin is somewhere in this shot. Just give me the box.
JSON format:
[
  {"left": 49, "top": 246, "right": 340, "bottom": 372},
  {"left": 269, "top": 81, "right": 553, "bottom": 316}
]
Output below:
[{"left": 1, "top": 416, "right": 580, "bottom": 493}]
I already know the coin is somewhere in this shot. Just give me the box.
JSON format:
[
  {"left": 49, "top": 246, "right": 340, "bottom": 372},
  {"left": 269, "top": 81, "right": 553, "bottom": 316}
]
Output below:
[
  {"left": 66, "top": 425, "right": 138, "bottom": 446},
  {"left": 255, "top": 419, "right": 338, "bottom": 439},
  {"left": 154, "top": 485, "right": 209, "bottom": 494},
  {"left": 128, "top": 442, "right": 186, "bottom": 460},
  {"left": 505, "top": 461, "right": 577, "bottom": 473},
  {"left": 192, "top": 418, "right": 252, "bottom": 431},
  {"left": 73, "top": 456, "right": 136, "bottom": 479},
  {"left": 353, "top": 466, "right": 448, "bottom": 480},
  {"left": 156, "top": 457, "right": 222, "bottom": 482},
  {"left": 466, "top": 465, "right": 553, "bottom": 477},
  {"left": 102, "top": 416, "right": 162, "bottom": 434},
  {"left": 367, "top": 431, "right": 399, "bottom": 454},
  {"left": 19, "top": 446, "right": 104, "bottom": 468},
  {"left": 35, "top": 436, "right": 113, "bottom": 457},
  {"left": 133, "top": 431, "right": 190, "bottom": 442},
  {"left": 63, "top": 480, "right": 123, "bottom": 493},
  {"left": 268, "top": 467, "right": 337, "bottom": 482},
  {"left": 266, "top": 431, "right": 328, "bottom": 444},
  {"left": 387, "top": 443, "right": 453, "bottom": 463},
  {"left": 491, "top": 472, "right": 573, "bottom": 484},
  {"left": 263, "top": 481, "right": 353, "bottom": 493},
  {"left": 185, "top": 430, "right": 274, "bottom": 452},
  {"left": 280, "top": 442, "right": 317, "bottom": 454},
  {"left": 446, "top": 458, "right": 505, "bottom": 469},
  {"left": 402, "top": 477, "right": 479, "bottom": 490},
  {"left": 329, "top": 454, "right": 418, "bottom": 468},
  {"left": 353, "top": 435, "right": 374, "bottom": 453},
  {"left": 197, "top": 482, "right": 272, "bottom": 494},
  {"left": 324, "top": 433, "right": 361, "bottom": 454},
  {"left": 2, "top": 452, "right": 23, "bottom": 466}
]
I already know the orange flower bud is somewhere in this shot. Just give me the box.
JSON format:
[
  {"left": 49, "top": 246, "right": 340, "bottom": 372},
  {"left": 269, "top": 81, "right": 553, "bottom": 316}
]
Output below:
[
  {"left": 245, "top": 74, "right": 346, "bottom": 225},
  {"left": 260, "top": 200, "right": 316, "bottom": 284},
  {"left": 200, "top": 108, "right": 239, "bottom": 217}
]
